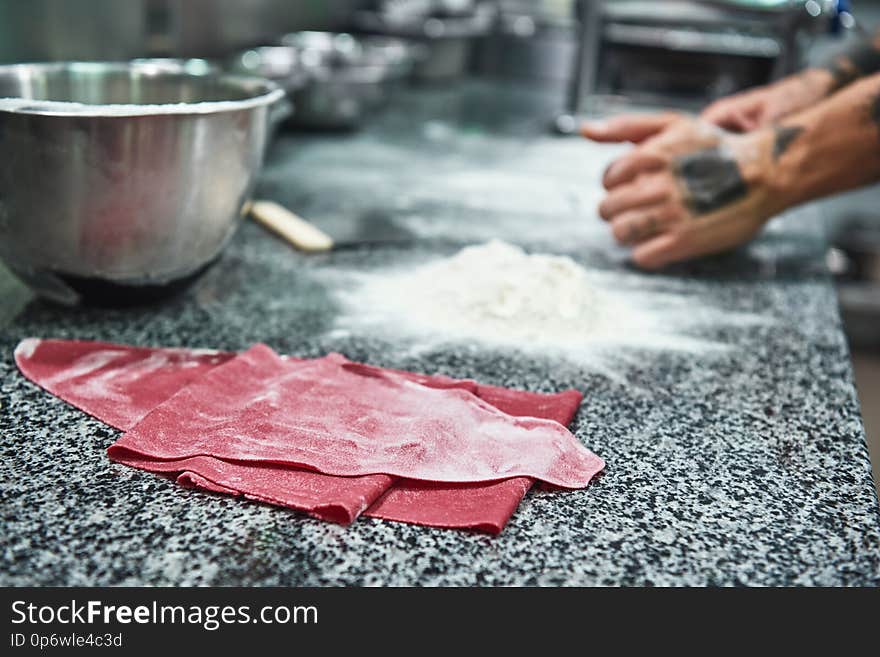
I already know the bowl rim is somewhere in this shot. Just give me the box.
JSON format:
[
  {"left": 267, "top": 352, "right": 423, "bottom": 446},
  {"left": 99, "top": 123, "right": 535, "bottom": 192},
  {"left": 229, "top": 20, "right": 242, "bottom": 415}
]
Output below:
[{"left": 0, "top": 61, "right": 285, "bottom": 117}]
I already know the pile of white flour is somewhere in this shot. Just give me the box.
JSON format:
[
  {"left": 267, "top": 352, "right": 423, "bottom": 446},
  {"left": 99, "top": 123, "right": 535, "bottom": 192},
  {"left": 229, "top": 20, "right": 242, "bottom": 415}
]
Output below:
[{"left": 332, "top": 240, "right": 712, "bottom": 356}]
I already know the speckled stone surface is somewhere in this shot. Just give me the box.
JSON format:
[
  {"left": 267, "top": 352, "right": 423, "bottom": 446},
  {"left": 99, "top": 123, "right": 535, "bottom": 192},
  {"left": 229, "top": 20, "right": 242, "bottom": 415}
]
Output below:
[{"left": 1, "top": 81, "right": 879, "bottom": 586}]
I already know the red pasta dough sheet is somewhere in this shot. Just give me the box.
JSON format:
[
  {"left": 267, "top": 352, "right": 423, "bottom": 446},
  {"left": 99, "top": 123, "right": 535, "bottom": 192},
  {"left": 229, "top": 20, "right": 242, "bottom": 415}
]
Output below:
[
  {"left": 14, "top": 338, "right": 398, "bottom": 524},
  {"left": 13, "top": 339, "right": 475, "bottom": 431},
  {"left": 15, "top": 338, "right": 602, "bottom": 533},
  {"left": 109, "top": 344, "right": 602, "bottom": 488},
  {"left": 14, "top": 338, "right": 234, "bottom": 430},
  {"left": 111, "top": 452, "right": 393, "bottom": 524},
  {"left": 364, "top": 385, "right": 585, "bottom": 529},
  {"left": 365, "top": 478, "right": 534, "bottom": 533}
]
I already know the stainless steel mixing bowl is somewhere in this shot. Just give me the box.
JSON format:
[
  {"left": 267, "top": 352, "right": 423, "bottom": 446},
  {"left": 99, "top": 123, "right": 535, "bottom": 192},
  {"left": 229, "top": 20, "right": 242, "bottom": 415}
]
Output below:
[{"left": 0, "top": 62, "right": 284, "bottom": 304}]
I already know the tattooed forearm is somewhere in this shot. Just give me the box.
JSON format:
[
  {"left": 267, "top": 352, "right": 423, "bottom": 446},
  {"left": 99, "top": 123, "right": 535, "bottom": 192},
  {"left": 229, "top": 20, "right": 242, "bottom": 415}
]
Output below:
[
  {"left": 826, "top": 29, "right": 880, "bottom": 91},
  {"left": 772, "top": 126, "right": 803, "bottom": 160},
  {"left": 673, "top": 147, "right": 748, "bottom": 215}
]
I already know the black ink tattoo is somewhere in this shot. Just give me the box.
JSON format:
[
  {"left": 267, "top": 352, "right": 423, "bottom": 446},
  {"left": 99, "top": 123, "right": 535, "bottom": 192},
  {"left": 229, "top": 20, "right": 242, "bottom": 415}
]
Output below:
[
  {"left": 825, "top": 29, "right": 880, "bottom": 91},
  {"left": 829, "top": 54, "right": 863, "bottom": 91},
  {"left": 772, "top": 126, "right": 803, "bottom": 161},
  {"left": 673, "top": 147, "right": 748, "bottom": 216}
]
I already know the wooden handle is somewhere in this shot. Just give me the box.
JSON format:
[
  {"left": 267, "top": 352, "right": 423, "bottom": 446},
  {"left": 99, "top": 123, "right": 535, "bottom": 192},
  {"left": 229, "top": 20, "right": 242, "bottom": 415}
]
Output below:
[{"left": 249, "top": 200, "right": 334, "bottom": 253}]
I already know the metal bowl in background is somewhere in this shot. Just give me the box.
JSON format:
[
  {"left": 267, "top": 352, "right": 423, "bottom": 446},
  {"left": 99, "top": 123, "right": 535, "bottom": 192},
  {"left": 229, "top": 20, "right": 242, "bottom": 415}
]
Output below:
[
  {"left": 281, "top": 31, "right": 392, "bottom": 119},
  {"left": 233, "top": 32, "right": 417, "bottom": 131},
  {"left": 281, "top": 30, "right": 364, "bottom": 67},
  {"left": 0, "top": 61, "right": 284, "bottom": 305},
  {"left": 282, "top": 31, "right": 417, "bottom": 114},
  {"left": 230, "top": 44, "right": 370, "bottom": 130},
  {"left": 360, "top": 36, "right": 428, "bottom": 88},
  {"left": 231, "top": 47, "right": 307, "bottom": 91},
  {"left": 294, "top": 59, "right": 387, "bottom": 129},
  {"left": 284, "top": 31, "right": 424, "bottom": 92}
]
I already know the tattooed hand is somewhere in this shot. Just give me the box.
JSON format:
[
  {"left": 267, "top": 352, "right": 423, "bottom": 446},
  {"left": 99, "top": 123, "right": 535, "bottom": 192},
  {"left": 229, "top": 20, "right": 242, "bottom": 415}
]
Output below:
[
  {"left": 582, "top": 115, "right": 802, "bottom": 269},
  {"left": 699, "top": 26, "right": 880, "bottom": 132},
  {"left": 700, "top": 69, "right": 834, "bottom": 132},
  {"left": 583, "top": 114, "right": 724, "bottom": 187}
]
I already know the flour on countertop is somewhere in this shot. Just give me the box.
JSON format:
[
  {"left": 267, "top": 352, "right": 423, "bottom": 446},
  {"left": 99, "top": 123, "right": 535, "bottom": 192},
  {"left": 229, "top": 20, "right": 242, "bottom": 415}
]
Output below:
[
  {"left": 332, "top": 240, "right": 752, "bottom": 358},
  {"left": 359, "top": 240, "right": 610, "bottom": 348}
]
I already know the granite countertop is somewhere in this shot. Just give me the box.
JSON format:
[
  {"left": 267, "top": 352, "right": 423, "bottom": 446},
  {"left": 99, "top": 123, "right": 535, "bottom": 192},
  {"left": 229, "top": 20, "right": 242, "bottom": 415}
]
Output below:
[{"left": 2, "top": 81, "right": 879, "bottom": 586}]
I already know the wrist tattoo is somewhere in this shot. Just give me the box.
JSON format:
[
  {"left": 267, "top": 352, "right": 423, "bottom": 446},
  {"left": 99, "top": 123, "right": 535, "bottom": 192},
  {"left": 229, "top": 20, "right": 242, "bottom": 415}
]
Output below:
[
  {"left": 772, "top": 126, "right": 803, "bottom": 161},
  {"left": 829, "top": 55, "right": 861, "bottom": 91},
  {"left": 826, "top": 30, "right": 880, "bottom": 91},
  {"left": 673, "top": 147, "right": 748, "bottom": 216}
]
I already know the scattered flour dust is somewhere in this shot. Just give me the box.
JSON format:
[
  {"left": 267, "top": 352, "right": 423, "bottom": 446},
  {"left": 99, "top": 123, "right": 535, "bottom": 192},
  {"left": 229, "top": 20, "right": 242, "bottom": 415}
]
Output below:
[{"left": 332, "top": 240, "right": 747, "bottom": 359}]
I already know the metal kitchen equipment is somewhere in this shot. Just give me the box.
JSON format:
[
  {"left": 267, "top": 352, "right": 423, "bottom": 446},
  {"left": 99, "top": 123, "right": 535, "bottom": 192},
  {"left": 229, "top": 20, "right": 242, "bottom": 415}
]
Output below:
[
  {"left": 230, "top": 46, "right": 303, "bottom": 86},
  {"left": 281, "top": 31, "right": 393, "bottom": 116},
  {"left": 360, "top": 35, "right": 427, "bottom": 85},
  {"left": 140, "top": 56, "right": 292, "bottom": 135},
  {"left": 232, "top": 33, "right": 397, "bottom": 131},
  {"left": 0, "top": 62, "right": 284, "bottom": 305},
  {"left": 227, "top": 47, "right": 305, "bottom": 129},
  {"left": 555, "top": 0, "right": 856, "bottom": 132},
  {"left": 129, "top": 57, "right": 219, "bottom": 75},
  {"left": 285, "top": 30, "right": 423, "bottom": 94},
  {"left": 352, "top": 0, "right": 495, "bottom": 81}
]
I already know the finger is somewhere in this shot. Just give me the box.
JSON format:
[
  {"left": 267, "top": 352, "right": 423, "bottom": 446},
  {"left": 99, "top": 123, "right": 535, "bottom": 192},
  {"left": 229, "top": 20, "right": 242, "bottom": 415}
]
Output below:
[
  {"left": 598, "top": 176, "right": 670, "bottom": 221},
  {"left": 723, "top": 104, "right": 765, "bottom": 132},
  {"left": 704, "top": 97, "right": 766, "bottom": 132},
  {"left": 603, "top": 149, "right": 667, "bottom": 189},
  {"left": 729, "top": 109, "right": 755, "bottom": 132},
  {"left": 737, "top": 108, "right": 762, "bottom": 131},
  {"left": 701, "top": 102, "right": 745, "bottom": 132},
  {"left": 609, "top": 208, "right": 667, "bottom": 246},
  {"left": 700, "top": 101, "right": 732, "bottom": 125},
  {"left": 631, "top": 233, "right": 686, "bottom": 270},
  {"left": 580, "top": 112, "right": 681, "bottom": 144},
  {"left": 713, "top": 112, "right": 750, "bottom": 132},
  {"left": 632, "top": 214, "right": 763, "bottom": 269},
  {"left": 702, "top": 93, "right": 756, "bottom": 127}
]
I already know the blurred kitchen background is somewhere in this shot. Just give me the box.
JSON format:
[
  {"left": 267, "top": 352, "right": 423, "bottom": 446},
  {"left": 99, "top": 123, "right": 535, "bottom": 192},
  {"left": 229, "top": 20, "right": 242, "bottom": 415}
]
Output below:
[{"left": 0, "top": 0, "right": 878, "bottom": 490}]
